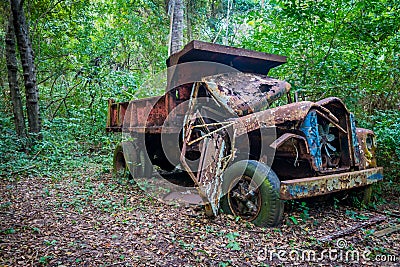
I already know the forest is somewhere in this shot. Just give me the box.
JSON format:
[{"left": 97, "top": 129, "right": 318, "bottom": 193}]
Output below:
[{"left": 0, "top": 0, "right": 399, "bottom": 266}]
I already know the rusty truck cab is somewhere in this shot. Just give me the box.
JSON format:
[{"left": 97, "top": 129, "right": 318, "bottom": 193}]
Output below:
[{"left": 107, "top": 41, "right": 383, "bottom": 226}]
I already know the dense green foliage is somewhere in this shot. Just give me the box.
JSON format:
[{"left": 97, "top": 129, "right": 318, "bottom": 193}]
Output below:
[
  {"left": 239, "top": 0, "right": 400, "bottom": 181},
  {"left": 0, "top": 115, "right": 117, "bottom": 178},
  {"left": 364, "top": 110, "right": 400, "bottom": 181},
  {"left": 241, "top": 0, "right": 399, "bottom": 113},
  {"left": 0, "top": 0, "right": 399, "bottom": 183}
]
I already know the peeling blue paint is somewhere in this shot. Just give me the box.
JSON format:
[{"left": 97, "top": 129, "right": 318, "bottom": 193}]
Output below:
[
  {"left": 350, "top": 113, "right": 361, "bottom": 165},
  {"left": 288, "top": 185, "right": 309, "bottom": 197},
  {"left": 300, "top": 110, "right": 322, "bottom": 170},
  {"left": 367, "top": 173, "right": 383, "bottom": 181}
]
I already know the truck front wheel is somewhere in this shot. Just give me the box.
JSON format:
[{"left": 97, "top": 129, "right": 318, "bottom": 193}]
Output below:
[{"left": 220, "top": 160, "right": 284, "bottom": 227}]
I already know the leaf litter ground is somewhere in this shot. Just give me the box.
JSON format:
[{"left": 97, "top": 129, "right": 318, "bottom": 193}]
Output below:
[{"left": 0, "top": 168, "right": 399, "bottom": 266}]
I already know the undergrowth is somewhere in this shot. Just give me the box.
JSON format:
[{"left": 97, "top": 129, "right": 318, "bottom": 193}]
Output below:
[
  {"left": 0, "top": 114, "right": 120, "bottom": 179},
  {"left": 359, "top": 109, "right": 400, "bottom": 183}
]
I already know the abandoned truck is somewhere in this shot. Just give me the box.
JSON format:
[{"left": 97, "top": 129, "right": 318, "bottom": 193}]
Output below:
[{"left": 106, "top": 40, "right": 383, "bottom": 227}]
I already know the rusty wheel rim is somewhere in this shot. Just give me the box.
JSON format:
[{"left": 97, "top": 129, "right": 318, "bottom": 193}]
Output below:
[{"left": 227, "top": 175, "right": 261, "bottom": 221}]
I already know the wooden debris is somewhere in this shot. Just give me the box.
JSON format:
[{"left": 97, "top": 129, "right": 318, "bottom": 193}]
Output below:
[
  {"left": 370, "top": 209, "right": 400, "bottom": 219},
  {"left": 373, "top": 224, "right": 400, "bottom": 237},
  {"left": 318, "top": 215, "right": 387, "bottom": 242}
]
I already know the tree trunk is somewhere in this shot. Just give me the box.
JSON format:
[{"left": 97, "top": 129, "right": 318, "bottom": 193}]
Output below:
[
  {"left": 169, "top": 0, "right": 184, "bottom": 55},
  {"left": 5, "top": 13, "right": 26, "bottom": 138},
  {"left": 10, "top": 0, "right": 41, "bottom": 135},
  {"left": 185, "top": 0, "right": 192, "bottom": 41}
]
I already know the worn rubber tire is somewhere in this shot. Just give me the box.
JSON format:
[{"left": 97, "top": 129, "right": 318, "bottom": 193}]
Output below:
[
  {"left": 220, "top": 160, "right": 284, "bottom": 227},
  {"left": 113, "top": 143, "right": 130, "bottom": 179},
  {"left": 113, "top": 142, "right": 153, "bottom": 179}
]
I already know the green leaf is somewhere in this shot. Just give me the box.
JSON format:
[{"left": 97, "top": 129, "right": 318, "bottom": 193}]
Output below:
[{"left": 289, "top": 216, "right": 298, "bottom": 225}]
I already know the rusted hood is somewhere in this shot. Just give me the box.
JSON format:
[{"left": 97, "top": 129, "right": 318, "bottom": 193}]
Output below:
[
  {"left": 232, "top": 100, "right": 344, "bottom": 136},
  {"left": 202, "top": 72, "right": 291, "bottom": 116}
]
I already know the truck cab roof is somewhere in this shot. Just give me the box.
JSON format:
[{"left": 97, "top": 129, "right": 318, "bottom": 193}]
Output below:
[{"left": 166, "top": 40, "right": 286, "bottom": 75}]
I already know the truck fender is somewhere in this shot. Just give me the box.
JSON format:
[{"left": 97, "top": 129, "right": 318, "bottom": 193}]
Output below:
[{"left": 269, "top": 133, "right": 309, "bottom": 153}]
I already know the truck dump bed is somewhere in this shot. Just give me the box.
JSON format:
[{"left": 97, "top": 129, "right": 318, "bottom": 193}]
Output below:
[{"left": 107, "top": 41, "right": 288, "bottom": 132}]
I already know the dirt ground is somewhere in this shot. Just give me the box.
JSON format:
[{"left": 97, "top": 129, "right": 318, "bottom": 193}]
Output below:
[{"left": 0, "top": 169, "right": 399, "bottom": 266}]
